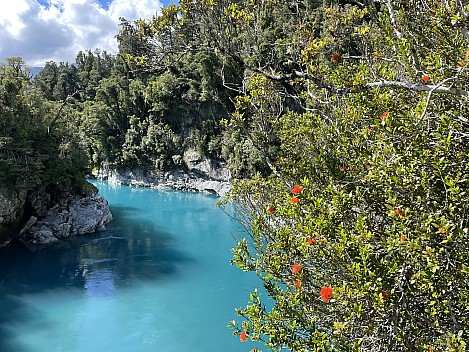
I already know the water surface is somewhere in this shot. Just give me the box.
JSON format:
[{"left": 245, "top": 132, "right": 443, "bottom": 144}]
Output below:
[{"left": 0, "top": 181, "right": 260, "bottom": 352}]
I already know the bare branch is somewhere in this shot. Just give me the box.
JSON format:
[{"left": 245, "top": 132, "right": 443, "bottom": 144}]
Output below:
[
  {"left": 250, "top": 67, "right": 469, "bottom": 97},
  {"left": 380, "top": 0, "right": 403, "bottom": 40},
  {"left": 364, "top": 80, "right": 469, "bottom": 96}
]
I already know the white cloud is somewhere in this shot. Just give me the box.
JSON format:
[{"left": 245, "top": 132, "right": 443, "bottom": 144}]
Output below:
[{"left": 0, "top": 0, "right": 163, "bottom": 66}]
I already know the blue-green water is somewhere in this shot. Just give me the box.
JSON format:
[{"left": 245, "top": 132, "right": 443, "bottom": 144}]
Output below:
[{"left": 0, "top": 181, "right": 261, "bottom": 352}]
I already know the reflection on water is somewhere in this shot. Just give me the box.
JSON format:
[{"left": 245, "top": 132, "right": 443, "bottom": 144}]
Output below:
[
  {"left": 0, "top": 182, "right": 260, "bottom": 352},
  {"left": 0, "top": 205, "right": 193, "bottom": 295}
]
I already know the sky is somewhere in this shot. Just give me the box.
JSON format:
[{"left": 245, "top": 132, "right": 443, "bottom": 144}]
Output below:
[{"left": 0, "top": 0, "right": 173, "bottom": 67}]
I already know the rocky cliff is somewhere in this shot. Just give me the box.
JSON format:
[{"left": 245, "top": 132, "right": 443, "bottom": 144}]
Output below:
[
  {"left": 0, "top": 182, "right": 112, "bottom": 248},
  {"left": 96, "top": 148, "right": 232, "bottom": 197}
]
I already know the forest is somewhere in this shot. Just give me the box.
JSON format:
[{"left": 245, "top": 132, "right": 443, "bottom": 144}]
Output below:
[{"left": 1, "top": 0, "right": 469, "bottom": 350}]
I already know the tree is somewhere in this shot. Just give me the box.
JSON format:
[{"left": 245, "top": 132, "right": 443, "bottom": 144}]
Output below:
[
  {"left": 132, "top": 0, "right": 469, "bottom": 350},
  {"left": 223, "top": 1, "right": 469, "bottom": 350}
]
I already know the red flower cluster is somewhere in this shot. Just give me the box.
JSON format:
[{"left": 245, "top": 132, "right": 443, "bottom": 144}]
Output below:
[
  {"left": 239, "top": 330, "right": 248, "bottom": 342},
  {"left": 381, "top": 290, "right": 390, "bottom": 300},
  {"left": 393, "top": 208, "right": 405, "bottom": 217},
  {"left": 332, "top": 53, "right": 340, "bottom": 63},
  {"left": 320, "top": 287, "right": 333, "bottom": 302},
  {"left": 380, "top": 111, "right": 389, "bottom": 121},
  {"left": 266, "top": 206, "right": 275, "bottom": 215},
  {"left": 292, "top": 264, "right": 302, "bottom": 274},
  {"left": 291, "top": 197, "right": 299, "bottom": 205},
  {"left": 422, "top": 75, "right": 430, "bottom": 83},
  {"left": 294, "top": 281, "right": 301, "bottom": 288},
  {"left": 292, "top": 185, "right": 303, "bottom": 195},
  {"left": 307, "top": 237, "right": 316, "bottom": 245}
]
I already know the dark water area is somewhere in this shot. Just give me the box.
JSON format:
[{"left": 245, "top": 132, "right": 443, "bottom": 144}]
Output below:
[{"left": 0, "top": 181, "right": 262, "bottom": 352}]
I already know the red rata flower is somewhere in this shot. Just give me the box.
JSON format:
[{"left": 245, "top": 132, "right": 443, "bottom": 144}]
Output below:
[
  {"left": 381, "top": 290, "right": 390, "bottom": 300},
  {"left": 292, "top": 185, "right": 303, "bottom": 195},
  {"left": 307, "top": 237, "right": 316, "bottom": 245},
  {"left": 292, "top": 264, "right": 302, "bottom": 274},
  {"left": 320, "top": 287, "right": 333, "bottom": 302},
  {"left": 294, "top": 281, "right": 301, "bottom": 288},
  {"left": 422, "top": 75, "right": 430, "bottom": 83},
  {"left": 239, "top": 330, "right": 248, "bottom": 342},
  {"left": 291, "top": 197, "right": 299, "bottom": 205},
  {"left": 393, "top": 208, "right": 405, "bottom": 217},
  {"left": 380, "top": 111, "right": 389, "bottom": 121},
  {"left": 332, "top": 52, "right": 340, "bottom": 63}
]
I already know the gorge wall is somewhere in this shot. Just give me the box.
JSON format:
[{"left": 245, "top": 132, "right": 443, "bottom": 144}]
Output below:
[{"left": 96, "top": 148, "right": 232, "bottom": 197}]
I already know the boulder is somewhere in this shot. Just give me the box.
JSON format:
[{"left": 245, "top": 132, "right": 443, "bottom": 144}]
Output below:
[{"left": 22, "top": 194, "right": 113, "bottom": 247}]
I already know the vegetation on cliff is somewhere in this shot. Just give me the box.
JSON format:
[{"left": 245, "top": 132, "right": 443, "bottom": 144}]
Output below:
[{"left": 0, "top": 57, "right": 87, "bottom": 191}]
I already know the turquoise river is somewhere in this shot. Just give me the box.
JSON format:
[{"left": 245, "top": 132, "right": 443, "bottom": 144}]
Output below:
[{"left": 0, "top": 181, "right": 262, "bottom": 352}]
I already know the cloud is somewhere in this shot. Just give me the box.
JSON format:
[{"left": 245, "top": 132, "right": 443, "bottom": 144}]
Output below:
[{"left": 0, "top": 0, "right": 163, "bottom": 66}]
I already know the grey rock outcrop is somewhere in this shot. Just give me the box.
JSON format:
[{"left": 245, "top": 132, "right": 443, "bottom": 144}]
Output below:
[
  {"left": 26, "top": 188, "right": 51, "bottom": 217},
  {"left": 105, "top": 168, "right": 231, "bottom": 197},
  {"left": 96, "top": 149, "right": 232, "bottom": 197},
  {"left": 21, "top": 193, "right": 113, "bottom": 247},
  {"left": 183, "top": 148, "right": 231, "bottom": 181}
]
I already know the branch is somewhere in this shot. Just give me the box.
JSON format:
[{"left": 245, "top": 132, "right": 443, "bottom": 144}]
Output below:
[
  {"left": 249, "top": 67, "right": 347, "bottom": 95},
  {"left": 364, "top": 80, "right": 469, "bottom": 96},
  {"left": 381, "top": 0, "right": 403, "bottom": 40},
  {"left": 250, "top": 67, "right": 469, "bottom": 97}
]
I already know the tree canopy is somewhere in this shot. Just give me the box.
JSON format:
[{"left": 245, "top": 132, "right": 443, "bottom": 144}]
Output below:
[{"left": 0, "top": 57, "right": 87, "bottom": 191}]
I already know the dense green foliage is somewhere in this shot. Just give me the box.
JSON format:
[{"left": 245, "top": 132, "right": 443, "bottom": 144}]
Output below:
[
  {"left": 131, "top": 0, "right": 469, "bottom": 350},
  {"left": 30, "top": 44, "right": 266, "bottom": 176},
  {"left": 0, "top": 57, "right": 87, "bottom": 191}
]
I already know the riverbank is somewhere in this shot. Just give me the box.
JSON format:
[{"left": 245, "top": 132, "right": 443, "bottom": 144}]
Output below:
[
  {"left": 20, "top": 191, "right": 113, "bottom": 249},
  {"left": 94, "top": 168, "right": 231, "bottom": 197},
  {"left": 93, "top": 148, "right": 233, "bottom": 197}
]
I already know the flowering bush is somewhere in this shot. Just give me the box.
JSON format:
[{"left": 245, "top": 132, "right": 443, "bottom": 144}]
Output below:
[
  {"left": 222, "top": 1, "right": 469, "bottom": 351},
  {"left": 132, "top": 0, "right": 469, "bottom": 349}
]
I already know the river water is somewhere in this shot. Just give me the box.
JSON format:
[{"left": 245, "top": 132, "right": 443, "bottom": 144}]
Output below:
[{"left": 0, "top": 181, "right": 261, "bottom": 352}]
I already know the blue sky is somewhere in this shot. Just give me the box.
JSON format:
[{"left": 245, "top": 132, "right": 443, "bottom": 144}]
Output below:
[{"left": 0, "top": 0, "right": 172, "bottom": 66}]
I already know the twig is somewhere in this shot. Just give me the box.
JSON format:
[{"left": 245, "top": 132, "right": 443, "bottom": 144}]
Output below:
[{"left": 382, "top": 0, "right": 403, "bottom": 40}]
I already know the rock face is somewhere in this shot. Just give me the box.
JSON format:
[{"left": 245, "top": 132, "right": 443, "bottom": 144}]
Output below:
[
  {"left": 0, "top": 188, "right": 28, "bottom": 246},
  {"left": 183, "top": 148, "right": 231, "bottom": 182},
  {"left": 21, "top": 192, "right": 113, "bottom": 248},
  {"left": 0, "top": 182, "right": 113, "bottom": 248},
  {"left": 97, "top": 149, "right": 232, "bottom": 197}
]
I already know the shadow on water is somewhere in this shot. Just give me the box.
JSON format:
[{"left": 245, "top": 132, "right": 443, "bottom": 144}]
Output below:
[{"left": 0, "top": 204, "right": 195, "bottom": 352}]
